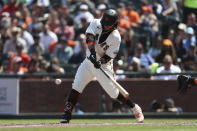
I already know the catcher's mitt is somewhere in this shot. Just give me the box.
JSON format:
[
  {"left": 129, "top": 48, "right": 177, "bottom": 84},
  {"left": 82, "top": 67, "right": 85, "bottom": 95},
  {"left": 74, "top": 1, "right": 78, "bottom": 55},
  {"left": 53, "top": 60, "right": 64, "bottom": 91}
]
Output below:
[{"left": 177, "top": 75, "right": 192, "bottom": 94}]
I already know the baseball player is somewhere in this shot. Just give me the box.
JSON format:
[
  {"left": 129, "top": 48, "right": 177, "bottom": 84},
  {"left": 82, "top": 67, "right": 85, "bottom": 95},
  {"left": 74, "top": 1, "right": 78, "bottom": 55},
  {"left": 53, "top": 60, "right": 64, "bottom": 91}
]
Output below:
[
  {"left": 60, "top": 9, "right": 144, "bottom": 123},
  {"left": 177, "top": 75, "right": 197, "bottom": 94}
]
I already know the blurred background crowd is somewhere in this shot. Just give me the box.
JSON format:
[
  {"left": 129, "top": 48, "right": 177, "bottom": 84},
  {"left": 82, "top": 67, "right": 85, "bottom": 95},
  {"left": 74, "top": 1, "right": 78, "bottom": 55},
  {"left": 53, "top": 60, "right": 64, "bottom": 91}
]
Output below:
[{"left": 0, "top": 0, "right": 197, "bottom": 79}]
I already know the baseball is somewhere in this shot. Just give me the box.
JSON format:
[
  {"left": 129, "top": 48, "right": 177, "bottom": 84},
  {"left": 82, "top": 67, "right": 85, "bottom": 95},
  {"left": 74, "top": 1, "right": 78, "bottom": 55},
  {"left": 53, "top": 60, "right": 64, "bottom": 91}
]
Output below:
[{"left": 55, "top": 79, "right": 62, "bottom": 85}]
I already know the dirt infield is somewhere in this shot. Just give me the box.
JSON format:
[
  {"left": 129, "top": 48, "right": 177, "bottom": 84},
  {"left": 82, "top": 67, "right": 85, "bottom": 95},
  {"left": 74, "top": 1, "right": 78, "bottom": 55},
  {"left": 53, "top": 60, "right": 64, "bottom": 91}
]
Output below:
[{"left": 0, "top": 122, "right": 197, "bottom": 128}]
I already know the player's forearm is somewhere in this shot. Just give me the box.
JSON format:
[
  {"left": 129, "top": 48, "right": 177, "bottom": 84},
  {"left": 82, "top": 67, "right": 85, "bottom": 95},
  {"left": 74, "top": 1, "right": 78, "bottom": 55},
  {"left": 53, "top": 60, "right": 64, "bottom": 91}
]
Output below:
[
  {"left": 86, "top": 33, "right": 96, "bottom": 52},
  {"left": 88, "top": 44, "right": 95, "bottom": 51}
]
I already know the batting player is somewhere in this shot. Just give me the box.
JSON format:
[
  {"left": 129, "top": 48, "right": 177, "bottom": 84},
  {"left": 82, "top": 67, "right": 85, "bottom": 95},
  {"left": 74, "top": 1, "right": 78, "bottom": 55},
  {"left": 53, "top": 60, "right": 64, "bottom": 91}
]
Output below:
[{"left": 60, "top": 9, "right": 144, "bottom": 123}]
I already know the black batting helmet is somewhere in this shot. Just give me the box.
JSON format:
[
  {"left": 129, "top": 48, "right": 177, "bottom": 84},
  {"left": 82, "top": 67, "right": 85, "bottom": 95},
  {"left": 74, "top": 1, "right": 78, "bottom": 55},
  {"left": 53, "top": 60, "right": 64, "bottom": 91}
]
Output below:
[{"left": 100, "top": 9, "right": 118, "bottom": 27}]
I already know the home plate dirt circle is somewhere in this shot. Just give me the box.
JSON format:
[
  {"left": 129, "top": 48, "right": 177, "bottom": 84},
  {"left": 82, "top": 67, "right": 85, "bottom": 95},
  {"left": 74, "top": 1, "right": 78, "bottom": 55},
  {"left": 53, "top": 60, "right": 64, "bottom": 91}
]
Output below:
[{"left": 0, "top": 122, "right": 197, "bottom": 128}]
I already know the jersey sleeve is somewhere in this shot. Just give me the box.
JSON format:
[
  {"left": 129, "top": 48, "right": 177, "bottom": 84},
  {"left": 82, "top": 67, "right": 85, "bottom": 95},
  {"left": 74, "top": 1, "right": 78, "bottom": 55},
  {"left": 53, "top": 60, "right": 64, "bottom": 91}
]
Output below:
[
  {"left": 85, "top": 19, "right": 97, "bottom": 35},
  {"left": 105, "top": 33, "right": 121, "bottom": 59}
]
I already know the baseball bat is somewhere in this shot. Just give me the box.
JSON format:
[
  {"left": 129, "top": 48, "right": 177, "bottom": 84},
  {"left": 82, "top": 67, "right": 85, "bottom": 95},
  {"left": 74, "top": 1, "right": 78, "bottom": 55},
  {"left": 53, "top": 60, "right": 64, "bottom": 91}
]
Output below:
[
  {"left": 87, "top": 57, "right": 129, "bottom": 99},
  {"left": 99, "top": 67, "right": 129, "bottom": 99}
]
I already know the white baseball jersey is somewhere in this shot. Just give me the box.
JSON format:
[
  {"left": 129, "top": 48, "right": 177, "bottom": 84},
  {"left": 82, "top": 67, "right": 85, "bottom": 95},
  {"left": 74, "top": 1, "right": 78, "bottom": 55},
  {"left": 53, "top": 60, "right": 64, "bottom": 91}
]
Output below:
[
  {"left": 72, "top": 19, "right": 121, "bottom": 99},
  {"left": 86, "top": 19, "right": 121, "bottom": 64}
]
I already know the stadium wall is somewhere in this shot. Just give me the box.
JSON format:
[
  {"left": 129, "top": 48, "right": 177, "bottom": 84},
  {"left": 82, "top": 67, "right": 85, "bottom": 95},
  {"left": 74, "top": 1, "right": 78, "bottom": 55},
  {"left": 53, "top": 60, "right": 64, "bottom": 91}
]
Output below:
[{"left": 19, "top": 79, "right": 197, "bottom": 113}]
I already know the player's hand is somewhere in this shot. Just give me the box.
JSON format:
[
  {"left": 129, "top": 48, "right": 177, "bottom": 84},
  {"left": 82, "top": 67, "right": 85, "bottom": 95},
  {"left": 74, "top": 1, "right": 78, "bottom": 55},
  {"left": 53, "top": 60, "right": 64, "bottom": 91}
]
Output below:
[
  {"left": 89, "top": 54, "right": 101, "bottom": 69},
  {"left": 94, "top": 60, "right": 101, "bottom": 69},
  {"left": 177, "top": 75, "right": 192, "bottom": 94}
]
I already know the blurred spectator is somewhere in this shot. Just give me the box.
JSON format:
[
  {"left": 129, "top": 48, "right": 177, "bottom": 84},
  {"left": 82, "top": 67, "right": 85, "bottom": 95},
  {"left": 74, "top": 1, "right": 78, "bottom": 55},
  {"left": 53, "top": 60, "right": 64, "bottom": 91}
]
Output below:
[
  {"left": 150, "top": 98, "right": 183, "bottom": 114},
  {"left": 186, "top": 13, "right": 197, "bottom": 37},
  {"left": 59, "top": 5, "right": 74, "bottom": 29},
  {"left": 183, "top": 27, "right": 196, "bottom": 54},
  {"left": 174, "top": 23, "right": 187, "bottom": 60},
  {"left": 28, "top": 34, "right": 44, "bottom": 57},
  {"left": 149, "top": 0, "right": 163, "bottom": 16},
  {"left": 27, "top": 12, "right": 43, "bottom": 34},
  {"left": 0, "top": 30, "right": 2, "bottom": 53},
  {"left": 0, "top": 16, "right": 11, "bottom": 45},
  {"left": 150, "top": 99, "right": 164, "bottom": 112},
  {"left": 9, "top": 56, "right": 28, "bottom": 75},
  {"left": 160, "top": 0, "right": 180, "bottom": 37},
  {"left": 183, "top": 0, "right": 197, "bottom": 23},
  {"left": 16, "top": 3, "right": 32, "bottom": 26},
  {"left": 140, "top": 5, "right": 159, "bottom": 46},
  {"left": 148, "top": 35, "right": 162, "bottom": 59},
  {"left": 47, "top": 9, "right": 60, "bottom": 33},
  {"left": 97, "top": 3, "right": 107, "bottom": 16},
  {"left": 117, "top": 3, "right": 132, "bottom": 35},
  {"left": 28, "top": 58, "right": 45, "bottom": 73},
  {"left": 182, "top": 45, "right": 197, "bottom": 71},
  {"left": 0, "top": 60, "right": 3, "bottom": 73},
  {"left": 129, "top": 43, "right": 155, "bottom": 71},
  {"left": 153, "top": 54, "right": 181, "bottom": 80},
  {"left": 3, "top": 26, "right": 27, "bottom": 56},
  {"left": 111, "top": 99, "right": 122, "bottom": 113},
  {"left": 62, "top": 18, "right": 75, "bottom": 40},
  {"left": 46, "top": 57, "right": 65, "bottom": 74},
  {"left": 161, "top": 0, "right": 180, "bottom": 22},
  {"left": 164, "top": 98, "right": 182, "bottom": 113},
  {"left": 128, "top": 56, "right": 141, "bottom": 72},
  {"left": 111, "top": 99, "right": 131, "bottom": 113},
  {"left": 120, "top": 2, "right": 140, "bottom": 28},
  {"left": 155, "top": 39, "right": 176, "bottom": 63},
  {"left": 0, "top": 0, "right": 18, "bottom": 17},
  {"left": 7, "top": 43, "right": 30, "bottom": 73},
  {"left": 20, "top": 24, "right": 34, "bottom": 49},
  {"left": 75, "top": 17, "right": 89, "bottom": 39},
  {"left": 74, "top": 4, "right": 94, "bottom": 26},
  {"left": 0, "top": 0, "right": 4, "bottom": 10},
  {"left": 39, "top": 24, "right": 58, "bottom": 53},
  {"left": 36, "top": 0, "right": 50, "bottom": 7},
  {"left": 54, "top": 36, "right": 73, "bottom": 64},
  {"left": 166, "top": 27, "right": 174, "bottom": 41},
  {"left": 117, "top": 3, "right": 134, "bottom": 62},
  {"left": 69, "top": 34, "right": 86, "bottom": 65}
]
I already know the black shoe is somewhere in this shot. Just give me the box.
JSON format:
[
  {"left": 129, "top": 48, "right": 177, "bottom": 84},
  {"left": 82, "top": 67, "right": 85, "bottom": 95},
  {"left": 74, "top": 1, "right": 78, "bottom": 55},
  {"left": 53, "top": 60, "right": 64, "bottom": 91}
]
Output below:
[
  {"left": 60, "top": 112, "right": 71, "bottom": 123},
  {"left": 60, "top": 102, "right": 73, "bottom": 123}
]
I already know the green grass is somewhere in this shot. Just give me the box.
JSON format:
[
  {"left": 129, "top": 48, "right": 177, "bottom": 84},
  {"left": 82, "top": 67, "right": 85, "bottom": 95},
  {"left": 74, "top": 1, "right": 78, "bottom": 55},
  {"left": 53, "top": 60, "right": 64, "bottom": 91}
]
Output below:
[{"left": 0, "top": 119, "right": 197, "bottom": 131}]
